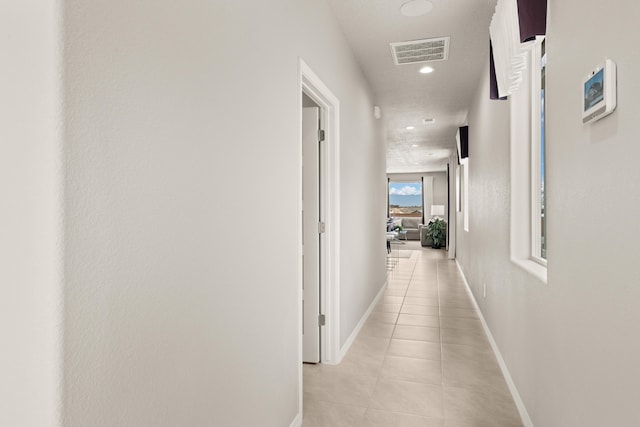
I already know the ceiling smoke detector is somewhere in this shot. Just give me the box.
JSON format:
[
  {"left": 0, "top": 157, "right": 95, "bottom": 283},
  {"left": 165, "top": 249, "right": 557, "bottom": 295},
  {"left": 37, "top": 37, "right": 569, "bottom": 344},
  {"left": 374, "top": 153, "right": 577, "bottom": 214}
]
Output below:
[
  {"left": 400, "top": 0, "right": 433, "bottom": 17},
  {"left": 390, "top": 37, "right": 450, "bottom": 65}
]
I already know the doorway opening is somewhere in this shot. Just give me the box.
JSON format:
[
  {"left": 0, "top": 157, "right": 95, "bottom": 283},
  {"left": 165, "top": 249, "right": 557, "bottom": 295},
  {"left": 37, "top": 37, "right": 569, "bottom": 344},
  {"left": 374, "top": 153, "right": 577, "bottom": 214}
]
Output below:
[
  {"left": 302, "top": 94, "right": 322, "bottom": 364},
  {"left": 298, "top": 58, "right": 341, "bottom": 390}
]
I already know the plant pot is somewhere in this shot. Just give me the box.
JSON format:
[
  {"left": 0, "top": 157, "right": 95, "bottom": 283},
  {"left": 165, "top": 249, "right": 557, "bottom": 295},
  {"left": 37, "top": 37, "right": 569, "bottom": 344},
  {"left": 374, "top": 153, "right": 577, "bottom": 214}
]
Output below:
[{"left": 432, "top": 243, "right": 441, "bottom": 249}]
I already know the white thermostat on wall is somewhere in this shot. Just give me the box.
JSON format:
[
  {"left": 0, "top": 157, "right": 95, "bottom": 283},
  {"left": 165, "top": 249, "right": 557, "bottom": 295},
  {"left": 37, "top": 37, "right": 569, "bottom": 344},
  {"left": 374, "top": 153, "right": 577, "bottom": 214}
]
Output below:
[{"left": 582, "top": 59, "right": 617, "bottom": 124}]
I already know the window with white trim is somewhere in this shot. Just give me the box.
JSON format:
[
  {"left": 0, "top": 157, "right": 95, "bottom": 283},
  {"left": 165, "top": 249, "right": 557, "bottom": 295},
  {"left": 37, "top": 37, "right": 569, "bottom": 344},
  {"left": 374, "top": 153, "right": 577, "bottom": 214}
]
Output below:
[
  {"left": 509, "top": 36, "right": 547, "bottom": 280},
  {"left": 530, "top": 38, "right": 546, "bottom": 263},
  {"left": 462, "top": 160, "right": 469, "bottom": 232}
]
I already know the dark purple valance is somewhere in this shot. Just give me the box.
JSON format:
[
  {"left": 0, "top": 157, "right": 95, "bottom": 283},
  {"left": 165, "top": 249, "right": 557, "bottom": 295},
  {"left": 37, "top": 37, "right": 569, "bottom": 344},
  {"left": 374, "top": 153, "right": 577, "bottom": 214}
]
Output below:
[
  {"left": 517, "top": 0, "right": 547, "bottom": 42},
  {"left": 458, "top": 126, "right": 469, "bottom": 159},
  {"left": 489, "top": 41, "right": 506, "bottom": 101}
]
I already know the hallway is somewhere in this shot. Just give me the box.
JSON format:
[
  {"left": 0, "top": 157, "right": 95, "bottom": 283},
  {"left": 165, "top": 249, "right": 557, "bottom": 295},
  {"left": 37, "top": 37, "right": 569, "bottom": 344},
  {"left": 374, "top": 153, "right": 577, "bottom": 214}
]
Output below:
[{"left": 303, "top": 246, "right": 522, "bottom": 426}]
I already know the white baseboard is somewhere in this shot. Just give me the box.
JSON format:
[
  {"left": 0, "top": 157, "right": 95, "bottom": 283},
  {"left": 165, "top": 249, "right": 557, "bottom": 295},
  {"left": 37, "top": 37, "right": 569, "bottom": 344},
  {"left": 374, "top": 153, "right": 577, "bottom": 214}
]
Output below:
[
  {"left": 455, "top": 261, "right": 534, "bottom": 427},
  {"left": 337, "top": 280, "right": 388, "bottom": 362},
  {"left": 289, "top": 412, "right": 302, "bottom": 427}
]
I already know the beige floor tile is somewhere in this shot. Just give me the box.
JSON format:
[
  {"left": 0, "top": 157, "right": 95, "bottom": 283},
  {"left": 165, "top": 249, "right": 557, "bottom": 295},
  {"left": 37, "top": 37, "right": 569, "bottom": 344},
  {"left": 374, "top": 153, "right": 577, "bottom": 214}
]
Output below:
[
  {"left": 410, "top": 282, "right": 439, "bottom": 288},
  {"left": 404, "top": 296, "right": 440, "bottom": 307},
  {"left": 303, "top": 370, "right": 378, "bottom": 407},
  {"left": 439, "top": 317, "right": 483, "bottom": 331},
  {"left": 439, "top": 307, "right": 478, "bottom": 319},
  {"left": 441, "top": 342, "right": 495, "bottom": 362},
  {"left": 368, "top": 378, "right": 444, "bottom": 418},
  {"left": 406, "top": 289, "right": 439, "bottom": 298},
  {"left": 385, "top": 288, "right": 408, "bottom": 297},
  {"left": 440, "top": 328, "right": 491, "bottom": 349},
  {"left": 335, "top": 351, "right": 385, "bottom": 378},
  {"left": 439, "top": 298, "right": 475, "bottom": 309},
  {"left": 441, "top": 360, "right": 504, "bottom": 387},
  {"left": 389, "top": 274, "right": 411, "bottom": 280},
  {"left": 359, "top": 322, "right": 396, "bottom": 339},
  {"left": 401, "top": 304, "right": 441, "bottom": 316},
  {"left": 362, "top": 409, "right": 443, "bottom": 427},
  {"left": 381, "top": 295, "right": 404, "bottom": 304},
  {"left": 380, "top": 355, "right": 442, "bottom": 385},
  {"left": 302, "top": 398, "right": 367, "bottom": 427},
  {"left": 325, "top": 337, "right": 389, "bottom": 377},
  {"left": 411, "top": 270, "right": 438, "bottom": 277},
  {"left": 393, "top": 325, "right": 440, "bottom": 343},
  {"left": 441, "top": 350, "right": 507, "bottom": 390},
  {"left": 389, "top": 274, "right": 412, "bottom": 280},
  {"left": 387, "top": 339, "right": 442, "bottom": 360},
  {"left": 304, "top": 246, "right": 522, "bottom": 427},
  {"left": 441, "top": 328, "right": 490, "bottom": 349},
  {"left": 444, "top": 419, "right": 522, "bottom": 427},
  {"left": 375, "top": 303, "right": 402, "bottom": 313},
  {"left": 437, "top": 289, "right": 469, "bottom": 299},
  {"left": 350, "top": 335, "right": 391, "bottom": 355},
  {"left": 443, "top": 386, "right": 523, "bottom": 426},
  {"left": 438, "top": 287, "right": 467, "bottom": 294},
  {"left": 408, "top": 280, "right": 439, "bottom": 288},
  {"left": 390, "top": 274, "right": 413, "bottom": 280},
  {"left": 368, "top": 311, "right": 399, "bottom": 325},
  {"left": 398, "top": 313, "right": 440, "bottom": 328},
  {"left": 387, "top": 284, "right": 409, "bottom": 291}
]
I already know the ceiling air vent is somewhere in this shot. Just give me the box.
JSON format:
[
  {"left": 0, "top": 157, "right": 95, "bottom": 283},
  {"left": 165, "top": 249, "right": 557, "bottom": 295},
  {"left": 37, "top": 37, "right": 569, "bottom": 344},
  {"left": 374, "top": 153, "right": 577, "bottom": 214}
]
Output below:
[{"left": 390, "top": 37, "right": 450, "bottom": 65}]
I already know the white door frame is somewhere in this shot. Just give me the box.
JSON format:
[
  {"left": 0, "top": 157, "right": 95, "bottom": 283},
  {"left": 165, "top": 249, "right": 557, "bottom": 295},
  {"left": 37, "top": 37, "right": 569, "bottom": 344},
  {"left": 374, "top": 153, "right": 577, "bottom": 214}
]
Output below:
[
  {"left": 297, "top": 58, "right": 341, "bottom": 375},
  {"left": 448, "top": 156, "right": 457, "bottom": 260}
]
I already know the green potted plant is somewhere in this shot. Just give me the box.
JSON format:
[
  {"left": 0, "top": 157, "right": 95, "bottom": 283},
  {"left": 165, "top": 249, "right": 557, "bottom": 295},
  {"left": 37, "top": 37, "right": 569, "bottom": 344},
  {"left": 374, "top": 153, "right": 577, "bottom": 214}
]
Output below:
[{"left": 425, "top": 218, "right": 446, "bottom": 249}]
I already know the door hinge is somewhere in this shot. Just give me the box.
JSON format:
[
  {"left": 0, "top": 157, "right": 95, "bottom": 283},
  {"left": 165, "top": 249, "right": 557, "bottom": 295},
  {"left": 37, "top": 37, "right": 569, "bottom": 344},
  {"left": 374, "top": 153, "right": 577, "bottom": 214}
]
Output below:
[
  {"left": 318, "top": 129, "right": 325, "bottom": 142},
  {"left": 318, "top": 221, "right": 325, "bottom": 234},
  {"left": 318, "top": 314, "right": 326, "bottom": 326}
]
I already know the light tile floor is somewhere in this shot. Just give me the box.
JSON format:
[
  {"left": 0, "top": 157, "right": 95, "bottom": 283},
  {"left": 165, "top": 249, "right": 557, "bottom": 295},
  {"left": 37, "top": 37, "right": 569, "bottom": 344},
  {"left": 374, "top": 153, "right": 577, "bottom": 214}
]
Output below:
[{"left": 303, "top": 244, "right": 523, "bottom": 427}]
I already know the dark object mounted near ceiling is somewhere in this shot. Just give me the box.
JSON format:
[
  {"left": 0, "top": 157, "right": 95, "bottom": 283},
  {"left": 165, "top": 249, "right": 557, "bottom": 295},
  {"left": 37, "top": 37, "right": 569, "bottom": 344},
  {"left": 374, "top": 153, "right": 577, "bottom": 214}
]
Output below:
[
  {"left": 457, "top": 126, "right": 468, "bottom": 163},
  {"left": 517, "top": 0, "right": 547, "bottom": 43},
  {"left": 489, "top": 42, "right": 506, "bottom": 100},
  {"left": 489, "top": 0, "right": 548, "bottom": 100}
]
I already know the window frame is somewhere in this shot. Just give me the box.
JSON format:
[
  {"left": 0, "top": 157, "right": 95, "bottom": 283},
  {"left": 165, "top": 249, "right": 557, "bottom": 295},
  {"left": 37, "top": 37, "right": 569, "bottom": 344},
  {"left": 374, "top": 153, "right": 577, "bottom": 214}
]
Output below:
[
  {"left": 509, "top": 36, "right": 547, "bottom": 283},
  {"left": 530, "top": 37, "right": 547, "bottom": 266},
  {"left": 461, "top": 159, "right": 469, "bottom": 232}
]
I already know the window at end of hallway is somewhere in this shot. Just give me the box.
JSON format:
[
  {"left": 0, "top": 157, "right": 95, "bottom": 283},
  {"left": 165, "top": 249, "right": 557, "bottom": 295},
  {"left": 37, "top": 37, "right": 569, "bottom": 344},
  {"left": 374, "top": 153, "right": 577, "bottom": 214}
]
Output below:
[{"left": 389, "top": 181, "right": 423, "bottom": 218}]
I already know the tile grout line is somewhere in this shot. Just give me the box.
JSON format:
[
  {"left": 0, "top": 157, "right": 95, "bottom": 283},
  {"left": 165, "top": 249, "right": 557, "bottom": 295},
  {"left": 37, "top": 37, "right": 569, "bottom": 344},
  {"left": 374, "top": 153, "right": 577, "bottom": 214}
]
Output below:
[{"left": 363, "top": 247, "right": 418, "bottom": 419}]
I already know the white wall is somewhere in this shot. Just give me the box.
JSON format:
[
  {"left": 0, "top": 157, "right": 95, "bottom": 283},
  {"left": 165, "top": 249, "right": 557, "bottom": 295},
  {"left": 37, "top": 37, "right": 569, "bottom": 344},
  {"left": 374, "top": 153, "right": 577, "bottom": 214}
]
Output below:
[
  {"left": 0, "top": 2, "right": 62, "bottom": 426},
  {"left": 60, "top": 0, "right": 385, "bottom": 425},
  {"left": 457, "top": 1, "right": 640, "bottom": 425}
]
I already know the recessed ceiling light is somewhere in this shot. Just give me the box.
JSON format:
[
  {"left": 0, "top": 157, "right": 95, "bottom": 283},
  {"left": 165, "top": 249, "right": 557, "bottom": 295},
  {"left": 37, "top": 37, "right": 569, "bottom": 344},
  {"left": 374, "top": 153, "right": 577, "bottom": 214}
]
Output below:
[
  {"left": 400, "top": 0, "right": 434, "bottom": 17},
  {"left": 412, "top": 144, "right": 419, "bottom": 148},
  {"left": 405, "top": 126, "right": 415, "bottom": 130},
  {"left": 419, "top": 66, "right": 434, "bottom": 74}
]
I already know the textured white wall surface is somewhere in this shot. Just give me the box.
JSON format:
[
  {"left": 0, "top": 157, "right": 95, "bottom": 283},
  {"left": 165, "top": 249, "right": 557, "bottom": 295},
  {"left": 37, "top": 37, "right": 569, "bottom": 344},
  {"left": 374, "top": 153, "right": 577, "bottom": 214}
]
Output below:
[
  {"left": 457, "top": 0, "right": 640, "bottom": 425},
  {"left": 59, "top": 0, "right": 385, "bottom": 426},
  {"left": 0, "top": 2, "right": 62, "bottom": 426}
]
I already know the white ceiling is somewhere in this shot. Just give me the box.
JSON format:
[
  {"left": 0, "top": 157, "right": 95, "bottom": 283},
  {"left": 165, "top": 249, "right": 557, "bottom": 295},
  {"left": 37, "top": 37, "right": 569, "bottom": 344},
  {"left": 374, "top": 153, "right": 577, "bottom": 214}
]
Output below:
[{"left": 326, "top": 0, "right": 497, "bottom": 173}]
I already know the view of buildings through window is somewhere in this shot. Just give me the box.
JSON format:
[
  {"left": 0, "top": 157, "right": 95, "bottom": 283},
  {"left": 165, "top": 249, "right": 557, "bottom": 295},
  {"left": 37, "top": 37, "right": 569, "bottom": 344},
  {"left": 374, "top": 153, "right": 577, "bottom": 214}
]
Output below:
[{"left": 389, "top": 181, "right": 422, "bottom": 218}]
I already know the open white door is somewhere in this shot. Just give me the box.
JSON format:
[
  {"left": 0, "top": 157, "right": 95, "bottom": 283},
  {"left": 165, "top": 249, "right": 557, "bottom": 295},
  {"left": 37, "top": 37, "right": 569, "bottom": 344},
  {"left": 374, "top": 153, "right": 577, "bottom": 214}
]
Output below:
[{"left": 302, "top": 106, "right": 321, "bottom": 363}]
